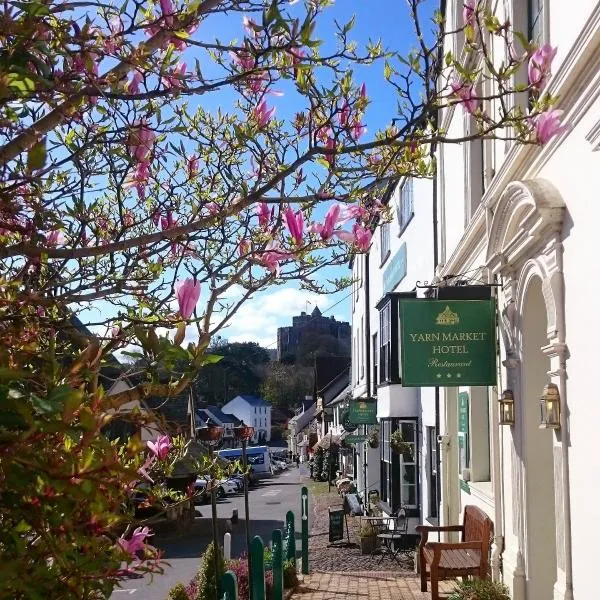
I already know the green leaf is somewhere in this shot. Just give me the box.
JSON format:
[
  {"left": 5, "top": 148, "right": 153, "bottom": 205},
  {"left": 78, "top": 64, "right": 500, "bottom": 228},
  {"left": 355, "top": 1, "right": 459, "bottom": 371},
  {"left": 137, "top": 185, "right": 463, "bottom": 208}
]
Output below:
[
  {"left": 0, "top": 368, "right": 31, "bottom": 383},
  {"left": 12, "top": 1, "right": 50, "bottom": 16},
  {"left": 14, "top": 520, "right": 31, "bottom": 533},
  {"left": 6, "top": 72, "right": 36, "bottom": 96},
  {"left": 384, "top": 61, "right": 392, "bottom": 80},
  {"left": 27, "top": 138, "right": 46, "bottom": 171}
]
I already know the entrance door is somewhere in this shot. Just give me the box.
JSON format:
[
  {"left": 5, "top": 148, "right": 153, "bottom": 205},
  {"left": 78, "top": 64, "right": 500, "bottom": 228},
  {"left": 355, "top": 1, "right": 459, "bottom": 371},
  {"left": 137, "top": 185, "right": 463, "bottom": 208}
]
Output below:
[{"left": 521, "top": 278, "right": 557, "bottom": 599}]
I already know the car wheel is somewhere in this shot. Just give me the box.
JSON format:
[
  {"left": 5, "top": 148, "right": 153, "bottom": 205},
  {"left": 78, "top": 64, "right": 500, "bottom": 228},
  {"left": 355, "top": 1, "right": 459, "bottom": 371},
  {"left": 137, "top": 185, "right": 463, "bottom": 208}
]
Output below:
[{"left": 217, "top": 486, "right": 225, "bottom": 499}]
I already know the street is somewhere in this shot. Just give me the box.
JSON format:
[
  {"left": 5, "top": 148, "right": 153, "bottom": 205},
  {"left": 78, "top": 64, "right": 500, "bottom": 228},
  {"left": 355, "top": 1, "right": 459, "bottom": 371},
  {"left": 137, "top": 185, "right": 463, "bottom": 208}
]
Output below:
[{"left": 111, "top": 467, "right": 306, "bottom": 599}]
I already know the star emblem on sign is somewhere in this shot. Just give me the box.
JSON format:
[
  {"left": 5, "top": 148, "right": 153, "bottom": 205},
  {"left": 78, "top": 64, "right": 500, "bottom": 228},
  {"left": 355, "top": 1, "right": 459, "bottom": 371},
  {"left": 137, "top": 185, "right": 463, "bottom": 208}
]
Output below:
[
  {"left": 436, "top": 373, "right": 442, "bottom": 379},
  {"left": 456, "top": 373, "right": 462, "bottom": 378},
  {"left": 447, "top": 373, "right": 452, "bottom": 378}
]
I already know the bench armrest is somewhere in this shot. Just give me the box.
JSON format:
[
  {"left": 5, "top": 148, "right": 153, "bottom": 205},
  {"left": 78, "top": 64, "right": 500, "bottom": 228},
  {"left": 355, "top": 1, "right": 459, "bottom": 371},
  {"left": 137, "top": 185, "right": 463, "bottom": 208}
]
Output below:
[{"left": 416, "top": 525, "right": 464, "bottom": 546}]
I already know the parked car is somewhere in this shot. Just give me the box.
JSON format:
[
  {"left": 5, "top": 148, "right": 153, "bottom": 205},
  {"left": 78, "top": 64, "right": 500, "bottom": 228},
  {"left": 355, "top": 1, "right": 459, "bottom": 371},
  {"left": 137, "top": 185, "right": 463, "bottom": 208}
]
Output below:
[{"left": 194, "top": 477, "right": 238, "bottom": 500}]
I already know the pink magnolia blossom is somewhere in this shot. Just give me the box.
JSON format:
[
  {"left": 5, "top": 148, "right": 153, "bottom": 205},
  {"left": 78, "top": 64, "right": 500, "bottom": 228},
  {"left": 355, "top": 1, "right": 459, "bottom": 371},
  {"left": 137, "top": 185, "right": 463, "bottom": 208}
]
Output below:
[
  {"left": 111, "top": 325, "right": 121, "bottom": 338},
  {"left": 450, "top": 80, "right": 477, "bottom": 114},
  {"left": 125, "top": 162, "right": 151, "bottom": 199},
  {"left": 160, "top": 0, "right": 174, "bottom": 26},
  {"left": 205, "top": 202, "right": 219, "bottom": 215},
  {"left": 315, "top": 126, "right": 332, "bottom": 144},
  {"left": 129, "top": 122, "right": 155, "bottom": 163},
  {"left": 463, "top": 0, "right": 477, "bottom": 26},
  {"left": 162, "top": 62, "right": 187, "bottom": 89},
  {"left": 289, "top": 46, "right": 305, "bottom": 66},
  {"left": 339, "top": 205, "right": 366, "bottom": 225},
  {"left": 335, "top": 223, "right": 372, "bottom": 252},
  {"left": 46, "top": 230, "right": 63, "bottom": 246},
  {"left": 533, "top": 109, "right": 568, "bottom": 144},
  {"left": 126, "top": 70, "right": 143, "bottom": 94},
  {"left": 230, "top": 50, "right": 254, "bottom": 71},
  {"left": 238, "top": 239, "right": 250, "bottom": 257},
  {"left": 104, "top": 17, "right": 123, "bottom": 53},
  {"left": 257, "top": 241, "right": 294, "bottom": 275},
  {"left": 351, "top": 119, "right": 366, "bottom": 140},
  {"left": 339, "top": 101, "right": 350, "bottom": 127},
  {"left": 323, "top": 137, "right": 336, "bottom": 168},
  {"left": 528, "top": 44, "right": 557, "bottom": 90},
  {"left": 253, "top": 99, "right": 276, "bottom": 129},
  {"left": 247, "top": 71, "right": 268, "bottom": 93},
  {"left": 147, "top": 434, "right": 172, "bottom": 460},
  {"left": 117, "top": 526, "right": 153, "bottom": 558},
  {"left": 243, "top": 16, "right": 259, "bottom": 38},
  {"left": 123, "top": 210, "right": 135, "bottom": 227},
  {"left": 187, "top": 155, "right": 199, "bottom": 178},
  {"left": 360, "top": 82, "right": 367, "bottom": 100},
  {"left": 175, "top": 278, "right": 201, "bottom": 319},
  {"left": 284, "top": 207, "right": 304, "bottom": 245},
  {"left": 255, "top": 202, "right": 271, "bottom": 228},
  {"left": 161, "top": 210, "right": 176, "bottom": 230},
  {"left": 311, "top": 203, "right": 341, "bottom": 240}
]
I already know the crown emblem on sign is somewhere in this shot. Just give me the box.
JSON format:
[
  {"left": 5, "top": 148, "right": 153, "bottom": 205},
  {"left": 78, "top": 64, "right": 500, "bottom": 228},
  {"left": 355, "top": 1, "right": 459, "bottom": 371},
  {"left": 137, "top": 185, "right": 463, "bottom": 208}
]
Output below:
[{"left": 436, "top": 305, "right": 459, "bottom": 325}]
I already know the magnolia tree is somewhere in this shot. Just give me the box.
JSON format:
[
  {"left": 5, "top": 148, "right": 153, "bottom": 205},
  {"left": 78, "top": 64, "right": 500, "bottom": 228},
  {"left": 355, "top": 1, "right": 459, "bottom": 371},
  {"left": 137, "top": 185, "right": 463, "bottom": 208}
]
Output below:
[{"left": 0, "top": 0, "right": 563, "bottom": 596}]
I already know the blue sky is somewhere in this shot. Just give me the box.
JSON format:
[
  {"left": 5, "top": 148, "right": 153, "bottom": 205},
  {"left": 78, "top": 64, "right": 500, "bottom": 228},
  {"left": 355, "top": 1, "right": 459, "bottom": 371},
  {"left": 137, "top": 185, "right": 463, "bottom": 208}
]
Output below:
[{"left": 80, "top": 0, "right": 437, "bottom": 349}]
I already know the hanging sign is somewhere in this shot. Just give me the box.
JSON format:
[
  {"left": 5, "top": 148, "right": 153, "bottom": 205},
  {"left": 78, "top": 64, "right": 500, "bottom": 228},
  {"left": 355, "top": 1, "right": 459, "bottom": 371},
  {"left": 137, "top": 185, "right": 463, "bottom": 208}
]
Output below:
[
  {"left": 399, "top": 299, "right": 496, "bottom": 387},
  {"left": 341, "top": 410, "right": 358, "bottom": 433},
  {"left": 344, "top": 434, "right": 367, "bottom": 444},
  {"left": 349, "top": 400, "right": 377, "bottom": 424}
]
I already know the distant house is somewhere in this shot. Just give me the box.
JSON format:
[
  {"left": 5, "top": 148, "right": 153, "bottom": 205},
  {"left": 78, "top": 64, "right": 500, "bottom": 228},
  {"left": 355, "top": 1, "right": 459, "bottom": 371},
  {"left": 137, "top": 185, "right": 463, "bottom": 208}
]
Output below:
[
  {"left": 221, "top": 395, "right": 271, "bottom": 444},
  {"left": 196, "top": 405, "right": 242, "bottom": 448}
]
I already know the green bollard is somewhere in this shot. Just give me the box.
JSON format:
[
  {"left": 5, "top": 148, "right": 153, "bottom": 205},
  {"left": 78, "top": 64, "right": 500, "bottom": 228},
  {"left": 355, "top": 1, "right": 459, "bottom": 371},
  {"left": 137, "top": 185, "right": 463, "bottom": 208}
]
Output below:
[
  {"left": 272, "top": 529, "right": 284, "bottom": 600},
  {"left": 221, "top": 571, "right": 238, "bottom": 600},
  {"left": 301, "top": 486, "right": 309, "bottom": 575},
  {"left": 285, "top": 510, "right": 296, "bottom": 565},
  {"left": 250, "top": 536, "right": 265, "bottom": 600}
]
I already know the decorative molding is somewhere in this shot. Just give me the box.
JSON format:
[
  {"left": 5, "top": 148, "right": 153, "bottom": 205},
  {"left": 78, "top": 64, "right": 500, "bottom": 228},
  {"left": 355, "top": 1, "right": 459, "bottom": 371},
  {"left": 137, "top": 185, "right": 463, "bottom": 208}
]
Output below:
[{"left": 585, "top": 119, "right": 600, "bottom": 151}]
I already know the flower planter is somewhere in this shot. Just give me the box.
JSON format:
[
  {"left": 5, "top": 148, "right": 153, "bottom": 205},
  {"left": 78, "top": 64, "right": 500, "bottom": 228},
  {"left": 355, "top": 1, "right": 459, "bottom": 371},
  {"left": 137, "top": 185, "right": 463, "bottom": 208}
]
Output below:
[{"left": 359, "top": 535, "right": 377, "bottom": 555}]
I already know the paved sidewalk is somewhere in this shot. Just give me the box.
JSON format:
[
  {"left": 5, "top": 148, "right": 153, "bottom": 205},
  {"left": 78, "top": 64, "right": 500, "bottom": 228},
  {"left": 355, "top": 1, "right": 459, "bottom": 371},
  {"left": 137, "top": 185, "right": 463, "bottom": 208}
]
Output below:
[{"left": 290, "top": 571, "right": 455, "bottom": 600}]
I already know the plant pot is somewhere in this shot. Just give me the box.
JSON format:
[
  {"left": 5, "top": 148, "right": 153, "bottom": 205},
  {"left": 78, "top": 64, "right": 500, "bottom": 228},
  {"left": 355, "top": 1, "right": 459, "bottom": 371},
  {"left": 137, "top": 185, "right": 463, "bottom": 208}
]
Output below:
[
  {"left": 359, "top": 535, "right": 377, "bottom": 555},
  {"left": 368, "top": 440, "right": 379, "bottom": 449}
]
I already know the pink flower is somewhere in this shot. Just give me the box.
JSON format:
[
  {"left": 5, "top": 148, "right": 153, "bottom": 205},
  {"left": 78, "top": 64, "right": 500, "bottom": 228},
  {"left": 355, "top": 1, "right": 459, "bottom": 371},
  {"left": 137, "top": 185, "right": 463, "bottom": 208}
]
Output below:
[
  {"left": 339, "top": 205, "right": 366, "bottom": 225},
  {"left": 147, "top": 434, "right": 172, "bottom": 460},
  {"left": 111, "top": 325, "right": 121, "bottom": 338},
  {"left": 129, "top": 122, "right": 155, "bottom": 163},
  {"left": 205, "top": 202, "right": 219, "bottom": 215},
  {"left": 126, "top": 70, "right": 143, "bottom": 94},
  {"left": 463, "top": 0, "right": 477, "bottom": 26},
  {"left": 125, "top": 162, "right": 151, "bottom": 199},
  {"left": 289, "top": 46, "right": 305, "bottom": 66},
  {"left": 255, "top": 202, "right": 271, "bottom": 228},
  {"left": 160, "top": 0, "right": 174, "bottom": 26},
  {"left": 162, "top": 62, "right": 187, "bottom": 89},
  {"left": 312, "top": 204, "right": 341, "bottom": 241},
  {"left": 351, "top": 119, "right": 366, "bottom": 140},
  {"left": 528, "top": 44, "right": 557, "bottom": 90},
  {"left": 257, "top": 241, "right": 294, "bottom": 275},
  {"left": 117, "top": 526, "right": 153, "bottom": 558},
  {"left": 533, "top": 109, "right": 568, "bottom": 144},
  {"left": 46, "top": 230, "right": 63, "bottom": 246},
  {"left": 238, "top": 239, "right": 250, "bottom": 257},
  {"left": 175, "top": 278, "right": 201, "bottom": 319},
  {"left": 323, "top": 137, "right": 336, "bottom": 168},
  {"left": 339, "top": 101, "right": 350, "bottom": 127},
  {"left": 450, "top": 80, "right": 477, "bottom": 114},
  {"left": 360, "top": 82, "right": 367, "bottom": 100},
  {"left": 230, "top": 50, "right": 254, "bottom": 71},
  {"left": 284, "top": 207, "right": 304, "bottom": 245},
  {"left": 104, "top": 17, "right": 123, "bottom": 53},
  {"left": 243, "top": 16, "right": 259, "bottom": 38},
  {"left": 315, "top": 126, "right": 332, "bottom": 144},
  {"left": 335, "top": 223, "right": 372, "bottom": 251},
  {"left": 161, "top": 210, "right": 176, "bottom": 230},
  {"left": 187, "top": 155, "right": 199, "bottom": 178},
  {"left": 253, "top": 99, "right": 276, "bottom": 129}
]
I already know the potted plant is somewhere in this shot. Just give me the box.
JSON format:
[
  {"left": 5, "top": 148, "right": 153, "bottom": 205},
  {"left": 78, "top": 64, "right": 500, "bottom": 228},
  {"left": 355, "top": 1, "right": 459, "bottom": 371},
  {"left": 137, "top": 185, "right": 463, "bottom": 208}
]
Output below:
[
  {"left": 390, "top": 430, "right": 412, "bottom": 456},
  {"left": 357, "top": 522, "right": 378, "bottom": 555},
  {"left": 368, "top": 428, "right": 379, "bottom": 449},
  {"left": 448, "top": 579, "right": 511, "bottom": 600}
]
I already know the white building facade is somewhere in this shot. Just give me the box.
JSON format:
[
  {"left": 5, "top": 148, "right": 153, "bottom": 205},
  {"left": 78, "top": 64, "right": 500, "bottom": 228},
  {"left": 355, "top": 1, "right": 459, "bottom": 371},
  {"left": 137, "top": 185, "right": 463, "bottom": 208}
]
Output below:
[
  {"left": 221, "top": 395, "right": 272, "bottom": 443},
  {"left": 434, "top": 2, "right": 600, "bottom": 600}
]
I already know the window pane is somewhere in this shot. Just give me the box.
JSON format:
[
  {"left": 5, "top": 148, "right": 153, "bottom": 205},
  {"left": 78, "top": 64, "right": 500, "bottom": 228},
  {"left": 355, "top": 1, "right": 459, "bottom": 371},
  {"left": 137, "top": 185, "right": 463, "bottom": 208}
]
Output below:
[{"left": 528, "top": 0, "right": 543, "bottom": 42}]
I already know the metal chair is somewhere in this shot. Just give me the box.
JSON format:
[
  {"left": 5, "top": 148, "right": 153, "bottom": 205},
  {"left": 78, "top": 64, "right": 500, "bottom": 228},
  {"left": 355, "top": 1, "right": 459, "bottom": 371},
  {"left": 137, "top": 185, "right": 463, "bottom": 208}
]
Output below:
[{"left": 377, "top": 508, "right": 409, "bottom": 564}]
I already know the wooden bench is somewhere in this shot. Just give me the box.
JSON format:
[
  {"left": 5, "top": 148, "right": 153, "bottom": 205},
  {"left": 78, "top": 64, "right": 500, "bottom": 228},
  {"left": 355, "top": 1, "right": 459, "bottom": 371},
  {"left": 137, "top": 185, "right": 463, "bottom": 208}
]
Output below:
[{"left": 416, "top": 505, "right": 493, "bottom": 600}]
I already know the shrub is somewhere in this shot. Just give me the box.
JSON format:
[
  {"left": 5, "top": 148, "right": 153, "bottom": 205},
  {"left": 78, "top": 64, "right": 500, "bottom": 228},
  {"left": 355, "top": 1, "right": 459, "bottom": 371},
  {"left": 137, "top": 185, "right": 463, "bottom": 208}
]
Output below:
[
  {"left": 168, "top": 583, "right": 190, "bottom": 600},
  {"left": 226, "top": 558, "right": 273, "bottom": 600},
  {"left": 283, "top": 559, "right": 299, "bottom": 589},
  {"left": 194, "top": 542, "right": 226, "bottom": 600},
  {"left": 449, "top": 579, "right": 511, "bottom": 600},
  {"left": 358, "top": 523, "right": 376, "bottom": 538},
  {"left": 312, "top": 448, "right": 324, "bottom": 481}
]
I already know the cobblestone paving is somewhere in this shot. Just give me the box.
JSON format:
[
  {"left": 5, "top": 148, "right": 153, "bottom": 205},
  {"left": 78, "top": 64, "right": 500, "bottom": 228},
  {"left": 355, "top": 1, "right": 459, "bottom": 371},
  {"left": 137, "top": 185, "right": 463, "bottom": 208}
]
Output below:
[{"left": 306, "top": 487, "right": 414, "bottom": 573}]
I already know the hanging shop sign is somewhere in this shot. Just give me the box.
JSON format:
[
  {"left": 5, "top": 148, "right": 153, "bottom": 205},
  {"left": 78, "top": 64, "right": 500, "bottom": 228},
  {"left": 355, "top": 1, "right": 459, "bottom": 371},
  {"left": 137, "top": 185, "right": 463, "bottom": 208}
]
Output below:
[
  {"left": 399, "top": 299, "right": 496, "bottom": 387},
  {"left": 348, "top": 400, "right": 378, "bottom": 425},
  {"left": 341, "top": 410, "right": 358, "bottom": 433},
  {"left": 344, "top": 434, "right": 367, "bottom": 444}
]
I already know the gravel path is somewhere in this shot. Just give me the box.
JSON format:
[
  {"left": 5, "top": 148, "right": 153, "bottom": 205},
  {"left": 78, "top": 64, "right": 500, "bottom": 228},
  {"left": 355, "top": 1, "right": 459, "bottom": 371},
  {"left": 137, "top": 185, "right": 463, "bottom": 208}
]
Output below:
[{"left": 307, "top": 486, "right": 415, "bottom": 574}]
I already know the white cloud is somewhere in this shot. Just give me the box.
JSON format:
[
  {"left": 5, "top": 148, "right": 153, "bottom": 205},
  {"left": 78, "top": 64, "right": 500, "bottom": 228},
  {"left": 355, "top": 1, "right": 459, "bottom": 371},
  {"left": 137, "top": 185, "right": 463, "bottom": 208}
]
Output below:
[{"left": 215, "top": 286, "right": 350, "bottom": 348}]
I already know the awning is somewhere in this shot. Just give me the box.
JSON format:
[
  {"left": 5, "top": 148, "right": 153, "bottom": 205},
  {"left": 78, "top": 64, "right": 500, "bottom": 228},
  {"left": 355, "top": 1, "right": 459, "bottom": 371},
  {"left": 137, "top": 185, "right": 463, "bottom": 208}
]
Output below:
[{"left": 312, "top": 430, "right": 347, "bottom": 450}]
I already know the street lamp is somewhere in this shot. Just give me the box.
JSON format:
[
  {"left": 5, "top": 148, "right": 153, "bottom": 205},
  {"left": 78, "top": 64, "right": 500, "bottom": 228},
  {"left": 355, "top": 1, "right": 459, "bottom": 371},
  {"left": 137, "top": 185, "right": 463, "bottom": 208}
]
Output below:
[
  {"left": 499, "top": 389, "right": 515, "bottom": 426},
  {"left": 540, "top": 382, "right": 561, "bottom": 429},
  {"left": 234, "top": 420, "right": 255, "bottom": 599},
  {"left": 197, "top": 418, "right": 224, "bottom": 600}
]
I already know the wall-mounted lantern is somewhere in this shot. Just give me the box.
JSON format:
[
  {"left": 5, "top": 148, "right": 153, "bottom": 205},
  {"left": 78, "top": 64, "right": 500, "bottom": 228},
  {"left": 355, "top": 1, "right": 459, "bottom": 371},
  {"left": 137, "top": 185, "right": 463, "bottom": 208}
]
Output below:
[
  {"left": 499, "top": 389, "right": 515, "bottom": 426},
  {"left": 540, "top": 383, "right": 561, "bottom": 429}
]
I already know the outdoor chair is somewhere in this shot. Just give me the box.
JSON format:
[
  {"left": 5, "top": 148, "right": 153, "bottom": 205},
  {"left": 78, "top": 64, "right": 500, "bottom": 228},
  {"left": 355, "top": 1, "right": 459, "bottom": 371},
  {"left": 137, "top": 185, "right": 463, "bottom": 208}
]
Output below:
[{"left": 377, "top": 508, "right": 409, "bottom": 563}]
